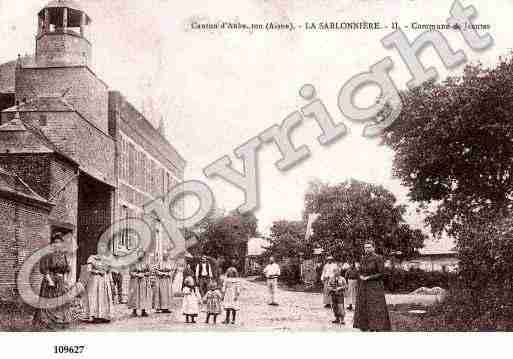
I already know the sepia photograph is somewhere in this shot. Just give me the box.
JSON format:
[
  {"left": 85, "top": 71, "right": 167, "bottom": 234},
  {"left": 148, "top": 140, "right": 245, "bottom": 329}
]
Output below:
[{"left": 0, "top": 0, "right": 511, "bottom": 356}]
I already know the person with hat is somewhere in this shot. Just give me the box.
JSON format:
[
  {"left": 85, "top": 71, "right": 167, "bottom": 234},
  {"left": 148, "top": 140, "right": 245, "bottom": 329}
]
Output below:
[
  {"left": 320, "top": 256, "right": 339, "bottom": 308},
  {"left": 33, "top": 232, "right": 76, "bottom": 329},
  {"left": 195, "top": 255, "right": 213, "bottom": 297}
]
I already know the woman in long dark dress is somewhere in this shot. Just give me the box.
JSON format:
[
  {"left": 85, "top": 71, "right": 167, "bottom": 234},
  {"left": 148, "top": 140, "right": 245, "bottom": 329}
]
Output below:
[
  {"left": 353, "top": 241, "right": 391, "bottom": 331},
  {"left": 33, "top": 232, "right": 76, "bottom": 330}
]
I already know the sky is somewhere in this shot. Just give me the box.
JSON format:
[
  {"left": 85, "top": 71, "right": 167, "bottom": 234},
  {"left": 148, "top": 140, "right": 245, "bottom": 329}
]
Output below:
[{"left": 0, "top": 0, "right": 511, "bottom": 249}]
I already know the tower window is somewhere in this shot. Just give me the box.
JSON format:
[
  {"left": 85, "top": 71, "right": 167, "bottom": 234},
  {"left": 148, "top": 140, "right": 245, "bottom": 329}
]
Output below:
[{"left": 39, "top": 114, "right": 47, "bottom": 126}]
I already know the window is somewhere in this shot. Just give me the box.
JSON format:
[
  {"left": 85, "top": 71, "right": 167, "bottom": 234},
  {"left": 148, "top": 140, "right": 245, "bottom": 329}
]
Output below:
[
  {"left": 39, "top": 114, "right": 47, "bottom": 126},
  {"left": 141, "top": 153, "right": 147, "bottom": 191},
  {"left": 161, "top": 168, "right": 165, "bottom": 195},
  {"left": 146, "top": 158, "right": 151, "bottom": 194},
  {"left": 150, "top": 160, "right": 156, "bottom": 195},
  {"left": 128, "top": 143, "right": 135, "bottom": 185},
  {"left": 120, "top": 205, "right": 129, "bottom": 248},
  {"left": 154, "top": 219, "right": 162, "bottom": 261},
  {"left": 119, "top": 138, "right": 127, "bottom": 182}
]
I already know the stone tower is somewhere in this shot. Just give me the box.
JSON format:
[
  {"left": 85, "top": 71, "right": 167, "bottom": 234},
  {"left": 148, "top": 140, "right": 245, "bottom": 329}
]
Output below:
[
  {"left": 35, "top": 0, "right": 92, "bottom": 67},
  {"left": 15, "top": 0, "right": 109, "bottom": 132}
]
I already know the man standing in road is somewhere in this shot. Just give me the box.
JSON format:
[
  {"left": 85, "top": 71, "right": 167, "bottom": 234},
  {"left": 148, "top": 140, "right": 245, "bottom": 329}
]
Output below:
[
  {"left": 263, "top": 256, "right": 281, "bottom": 306},
  {"left": 321, "top": 256, "right": 338, "bottom": 308},
  {"left": 195, "top": 255, "right": 213, "bottom": 297}
]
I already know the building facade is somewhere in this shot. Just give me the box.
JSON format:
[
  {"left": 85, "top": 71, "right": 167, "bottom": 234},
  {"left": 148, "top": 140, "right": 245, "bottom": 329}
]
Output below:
[{"left": 0, "top": 0, "right": 186, "bottom": 301}]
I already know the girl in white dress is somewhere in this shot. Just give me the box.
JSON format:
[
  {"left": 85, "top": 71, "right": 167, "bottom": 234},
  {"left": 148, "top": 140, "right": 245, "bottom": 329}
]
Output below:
[
  {"left": 181, "top": 276, "right": 200, "bottom": 323},
  {"left": 222, "top": 267, "right": 241, "bottom": 324}
]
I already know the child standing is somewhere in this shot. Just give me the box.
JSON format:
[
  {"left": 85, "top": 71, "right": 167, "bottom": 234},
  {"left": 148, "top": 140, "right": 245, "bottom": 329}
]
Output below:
[
  {"left": 203, "top": 281, "right": 223, "bottom": 324},
  {"left": 345, "top": 263, "right": 359, "bottom": 311},
  {"left": 328, "top": 267, "right": 348, "bottom": 324},
  {"left": 181, "top": 276, "right": 200, "bottom": 323},
  {"left": 222, "top": 267, "right": 241, "bottom": 324}
]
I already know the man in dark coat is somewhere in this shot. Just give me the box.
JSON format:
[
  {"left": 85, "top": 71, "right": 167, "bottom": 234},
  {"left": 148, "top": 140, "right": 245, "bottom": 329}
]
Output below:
[{"left": 195, "top": 255, "right": 213, "bottom": 297}]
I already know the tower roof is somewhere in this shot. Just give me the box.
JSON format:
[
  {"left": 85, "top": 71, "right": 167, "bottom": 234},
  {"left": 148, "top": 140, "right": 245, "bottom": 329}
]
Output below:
[
  {"left": 38, "top": 0, "right": 91, "bottom": 23},
  {"left": 43, "top": 0, "right": 84, "bottom": 12}
]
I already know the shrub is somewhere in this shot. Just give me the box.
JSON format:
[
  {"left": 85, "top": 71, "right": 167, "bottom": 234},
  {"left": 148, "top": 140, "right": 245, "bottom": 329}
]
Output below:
[{"left": 399, "top": 215, "right": 513, "bottom": 331}]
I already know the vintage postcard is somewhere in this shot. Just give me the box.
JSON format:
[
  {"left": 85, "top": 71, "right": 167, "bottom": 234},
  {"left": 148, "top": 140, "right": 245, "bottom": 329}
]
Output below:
[{"left": 0, "top": 0, "right": 510, "bottom": 356}]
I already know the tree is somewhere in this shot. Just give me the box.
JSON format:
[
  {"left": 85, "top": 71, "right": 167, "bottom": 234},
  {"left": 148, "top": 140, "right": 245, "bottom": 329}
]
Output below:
[
  {"left": 192, "top": 210, "right": 258, "bottom": 269},
  {"left": 304, "top": 179, "right": 425, "bottom": 261},
  {"left": 381, "top": 57, "right": 513, "bottom": 235},
  {"left": 379, "top": 55, "right": 513, "bottom": 329},
  {"left": 264, "top": 220, "right": 308, "bottom": 260}
]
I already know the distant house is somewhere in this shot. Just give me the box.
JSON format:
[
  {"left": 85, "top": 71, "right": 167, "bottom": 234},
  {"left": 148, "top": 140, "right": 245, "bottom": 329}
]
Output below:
[
  {"left": 245, "top": 237, "right": 270, "bottom": 275},
  {"left": 401, "top": 239, "right": 459, "bottom": 272}
]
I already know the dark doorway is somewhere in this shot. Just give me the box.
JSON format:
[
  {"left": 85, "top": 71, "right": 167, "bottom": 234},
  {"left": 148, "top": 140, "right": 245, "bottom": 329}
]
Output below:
[{"left": 76, "top": 172, "right": 113, "bottom": 279}]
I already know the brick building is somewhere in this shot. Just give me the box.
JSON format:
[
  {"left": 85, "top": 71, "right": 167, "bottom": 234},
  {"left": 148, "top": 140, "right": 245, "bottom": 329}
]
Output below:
[
  {"left": 0, "top": 165, "right": 54, "bottom": 300},
  {"left": 0, "top": 0, "right": 186, "bottom": 301}
]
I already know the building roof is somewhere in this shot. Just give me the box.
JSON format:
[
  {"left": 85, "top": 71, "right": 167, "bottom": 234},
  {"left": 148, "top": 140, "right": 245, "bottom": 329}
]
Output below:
[
  {"left": 43, "top": 0, "right": 84, "bottom": 12},
  {"left": 0, "top": 60, "right": 16, "bottom": 94},
  {"left": 0, "top": 166, "right": 52, "bottom": 209},
  {"left": 0, "top": 113, "right": 79, "bottom": 169},
  {"left": 418, "top": 237, "right": 457, "bottom": 256},
  {"left": 0, "top": 113, "right": 58, "bottom": 154},
  {"left": 3, "top": 97, "right": 75, "bottom": 113},
  {"left": 247, "top": 237, "right": 270, "bottom": 256},
  {"left": 0, "top": 56, "right": 37, "bottom": 93},
  {"left": 39, "top": 0, "right": 91, "bottom": 23}
]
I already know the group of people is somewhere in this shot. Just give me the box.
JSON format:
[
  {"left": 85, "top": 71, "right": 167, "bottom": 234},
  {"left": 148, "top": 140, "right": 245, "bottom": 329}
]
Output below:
[
  {"left": 32, "top": 237, "right": 245, "bottom": 329},
  {"left": 181, "top": 265, "right": 241, "bottom": 324},
  {"left": 32, "top": 232, "right": 389, "bottom": 331},
  {"left": 320, "top": 241, "right": 391, "bottom": 331}
]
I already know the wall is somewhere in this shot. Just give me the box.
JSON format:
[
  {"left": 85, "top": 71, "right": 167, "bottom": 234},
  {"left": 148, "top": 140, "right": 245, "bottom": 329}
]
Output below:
[
  {"left": 35, "top": 33, "right": 91, "bottom": 67},
  {"left": 0, "top": 154, "right": 51, "bottom": 198},
  {"left": 49, "top": 156, "right": 79, "bottom": 279},
  {"left": 0, "top": 196, "right": 50, "bottom": 301},
  {"left": 19, "top": 111, "right": 115, "bottom": 186},
  {"left": 109, "top": 91, "right": 185, "bottom": 179},
  {"left": 15, "top": 66, "right": 108, "bottom": 133}
]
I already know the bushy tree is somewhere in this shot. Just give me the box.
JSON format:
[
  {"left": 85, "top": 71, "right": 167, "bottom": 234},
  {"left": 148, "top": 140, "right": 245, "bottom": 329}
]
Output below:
[
  {"left": 381, "top": 57, "right": 513, "bottom": 235},
  {"left": 264, "top": 220, "right": 308, "bottom": 260},
  {"left": 304, "top": 179, "right": 425, "bottom": 261},
  {"left": 380, "top": 55, "right": 513, "bottom": 329},
  {"left": 192, "top": 210, "right": 258, "bottom": 264}
]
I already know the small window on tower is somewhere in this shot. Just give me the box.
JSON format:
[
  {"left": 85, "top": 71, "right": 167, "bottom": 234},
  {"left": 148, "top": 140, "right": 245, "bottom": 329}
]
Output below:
[{"left": 39, "top": 114, "right": 47, "bottom": 126}]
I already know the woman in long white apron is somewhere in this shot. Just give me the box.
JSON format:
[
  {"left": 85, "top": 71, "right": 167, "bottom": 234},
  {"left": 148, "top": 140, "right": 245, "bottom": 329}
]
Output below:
[{"left": 84, "top": 253, "right": 113, "bottom": 323}]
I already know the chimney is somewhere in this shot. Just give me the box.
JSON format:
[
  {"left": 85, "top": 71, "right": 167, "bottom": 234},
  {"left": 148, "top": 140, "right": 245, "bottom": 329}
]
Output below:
[{"left": 158, "top": 116, "right": 166, "bottom": 138}]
